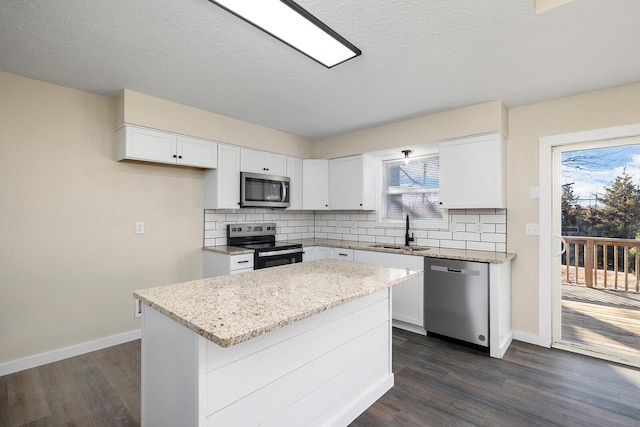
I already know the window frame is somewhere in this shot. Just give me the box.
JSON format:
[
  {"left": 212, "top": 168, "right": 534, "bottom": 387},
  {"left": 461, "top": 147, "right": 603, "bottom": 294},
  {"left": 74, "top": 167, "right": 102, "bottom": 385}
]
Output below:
[{"left": 377, "top": 154, "right": 448, "bottom": 230}]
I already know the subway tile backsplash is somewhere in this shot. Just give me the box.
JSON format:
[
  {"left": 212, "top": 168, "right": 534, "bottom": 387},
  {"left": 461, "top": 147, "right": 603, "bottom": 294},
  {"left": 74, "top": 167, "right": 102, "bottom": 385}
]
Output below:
[{"left": 204, "top": 208, "right": 507, "bottom": 252}]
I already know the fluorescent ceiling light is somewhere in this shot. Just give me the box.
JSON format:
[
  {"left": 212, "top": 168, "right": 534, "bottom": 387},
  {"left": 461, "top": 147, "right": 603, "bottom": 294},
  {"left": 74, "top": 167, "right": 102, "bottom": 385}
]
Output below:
[{"left": 209, "top": 0, "right": 361, "bottom": 68}]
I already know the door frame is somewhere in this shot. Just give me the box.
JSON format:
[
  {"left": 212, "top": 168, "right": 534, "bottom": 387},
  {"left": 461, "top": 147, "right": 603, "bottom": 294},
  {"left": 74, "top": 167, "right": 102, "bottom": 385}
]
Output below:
[{"left": 539, "top": 123, "right": 640, "bottom": 348}]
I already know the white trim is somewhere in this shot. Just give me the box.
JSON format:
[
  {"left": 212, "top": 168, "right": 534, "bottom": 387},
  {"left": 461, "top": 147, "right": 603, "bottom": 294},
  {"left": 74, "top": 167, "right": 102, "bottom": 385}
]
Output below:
[
  {"left": 553, "top": 341, "right": 640, "bottom": 368},
  {"left": 392, "top": 320, "right": 426, "bottom": 336},
  {"left": 513, "top": 330, "right": 549, "bottom": 347},
  {"left": 325, "top": 375, "right": 394, "bottom": 427},
  {"left": 0, "top": 329, "right": 141, "bottom": 376},
  {"left": 539, "top": 123, "right": 640, "bottom": 349}
]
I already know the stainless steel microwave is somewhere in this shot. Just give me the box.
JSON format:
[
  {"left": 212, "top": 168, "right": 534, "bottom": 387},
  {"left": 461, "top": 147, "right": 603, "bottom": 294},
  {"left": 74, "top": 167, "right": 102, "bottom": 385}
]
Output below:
[{"left": 240, "top": 172, "right": 290, "bottom": 208}]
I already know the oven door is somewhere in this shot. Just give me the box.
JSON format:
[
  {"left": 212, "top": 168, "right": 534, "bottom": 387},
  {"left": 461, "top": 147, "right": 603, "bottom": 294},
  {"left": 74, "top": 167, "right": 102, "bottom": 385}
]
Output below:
[{"left": 255, "top": 249, "right": 303, "bottom": 269}]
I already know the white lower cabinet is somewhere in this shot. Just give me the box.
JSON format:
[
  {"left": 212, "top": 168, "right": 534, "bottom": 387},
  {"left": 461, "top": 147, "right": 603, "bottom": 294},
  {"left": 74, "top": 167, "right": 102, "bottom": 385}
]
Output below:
[
  {"left": 141, "top": 291, "right": 392, "bottom": 426},
  {"left": 332, "top": 248, "right": 354, "bottom": 261},
  {"left": 203, "top": 251, "right": 254, "bottom": 277},
  {"left": 354, "top": 250, "right": 425, "bottom": 333},
  {"left": 303, "top": 246, "right": 331, "bottom": 262}
]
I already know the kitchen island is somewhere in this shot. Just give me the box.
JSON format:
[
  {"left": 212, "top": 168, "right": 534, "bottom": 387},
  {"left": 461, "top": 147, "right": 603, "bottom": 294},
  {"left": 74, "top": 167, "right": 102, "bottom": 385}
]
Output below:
[{"left": 134, "top": 259, "right": 422, "bottom": 427}]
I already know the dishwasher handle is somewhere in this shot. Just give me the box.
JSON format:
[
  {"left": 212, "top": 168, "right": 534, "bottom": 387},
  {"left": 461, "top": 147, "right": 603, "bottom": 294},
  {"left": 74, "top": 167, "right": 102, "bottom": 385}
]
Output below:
[{"left": 430, "top": 265, "right": 480, "bottom": 276}]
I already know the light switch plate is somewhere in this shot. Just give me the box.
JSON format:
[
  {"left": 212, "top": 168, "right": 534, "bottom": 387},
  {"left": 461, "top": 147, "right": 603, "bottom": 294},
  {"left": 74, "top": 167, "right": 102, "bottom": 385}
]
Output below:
[
  {"left": 135, "top": 221, "right": 144, "bottom": 234},
  {"left": 525, "top": 223, "right": 540, "bottom": 236},
  {"left": 530, "top": 186, "right": 540, "bottom": 199}
]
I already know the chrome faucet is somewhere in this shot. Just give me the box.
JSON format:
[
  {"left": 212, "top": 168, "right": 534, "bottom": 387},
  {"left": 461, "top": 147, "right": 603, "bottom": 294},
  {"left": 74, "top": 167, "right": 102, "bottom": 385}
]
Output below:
[{"left": 405, "top": 214, "right": 415, "bottom": 246}]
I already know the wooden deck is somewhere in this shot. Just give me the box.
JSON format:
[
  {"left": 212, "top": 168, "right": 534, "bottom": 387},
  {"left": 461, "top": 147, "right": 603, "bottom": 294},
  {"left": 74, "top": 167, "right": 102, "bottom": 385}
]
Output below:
[{"left": 562, "top": 283, "right": 640, "bottom": 354}]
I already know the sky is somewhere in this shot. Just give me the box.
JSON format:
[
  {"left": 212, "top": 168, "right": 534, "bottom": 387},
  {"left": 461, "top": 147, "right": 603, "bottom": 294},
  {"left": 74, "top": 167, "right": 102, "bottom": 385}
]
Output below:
[{"left": 562, "top": 143, "right": 640, "bottom": 207}]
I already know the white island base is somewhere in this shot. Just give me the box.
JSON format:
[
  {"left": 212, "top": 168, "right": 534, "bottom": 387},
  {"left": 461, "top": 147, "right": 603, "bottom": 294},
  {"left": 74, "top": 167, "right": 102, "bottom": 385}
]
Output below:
[{"left": 141, "top": 289, "right": 393, "bottom": 426}]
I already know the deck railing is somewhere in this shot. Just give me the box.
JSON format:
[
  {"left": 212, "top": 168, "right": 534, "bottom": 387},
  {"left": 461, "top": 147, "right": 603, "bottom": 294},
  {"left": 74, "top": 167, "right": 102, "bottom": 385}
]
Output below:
[{"left": 562, "top": 236, "right": 640, "bottom": 292}]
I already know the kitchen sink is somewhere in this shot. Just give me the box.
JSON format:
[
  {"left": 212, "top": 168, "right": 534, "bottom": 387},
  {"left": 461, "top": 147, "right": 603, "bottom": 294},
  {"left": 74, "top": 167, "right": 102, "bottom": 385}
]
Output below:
[{"left": 368, "top": 244, "right": 431, "bottom": 252}]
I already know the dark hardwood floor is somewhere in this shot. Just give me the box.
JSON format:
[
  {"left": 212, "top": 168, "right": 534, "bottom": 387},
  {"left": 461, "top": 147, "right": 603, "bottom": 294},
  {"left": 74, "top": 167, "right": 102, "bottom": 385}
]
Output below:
[
  {"left": 2, "top": 328, "right": 640, "bottom": 426},
  {"left": 0, "top": 341, "right": 141, "bottom": 426},
  {"left": 352, "top": 329, "right": 640, "bottom": 426}
]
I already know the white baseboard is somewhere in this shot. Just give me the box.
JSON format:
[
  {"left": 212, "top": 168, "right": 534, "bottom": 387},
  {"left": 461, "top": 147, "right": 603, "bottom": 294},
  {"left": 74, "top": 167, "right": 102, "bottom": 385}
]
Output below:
[
  {"left": 392, "top": 320, "right": 426, "bottom": 336},
  {"left": 513, "top": 330, "right": 548, "bottom": 348},
  {"left": 0, "top": 329, "right": 141, "bottom": 377}
]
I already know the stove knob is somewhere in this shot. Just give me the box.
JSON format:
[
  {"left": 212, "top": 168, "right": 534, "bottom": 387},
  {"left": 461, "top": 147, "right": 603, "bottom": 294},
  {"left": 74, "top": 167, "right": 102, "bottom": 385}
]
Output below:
[
  {"left": 238, "top": 227, "right": 242, "bottom": 231},
  {"left": 232, "top": 227, "right": 236, "bottom": 232}
]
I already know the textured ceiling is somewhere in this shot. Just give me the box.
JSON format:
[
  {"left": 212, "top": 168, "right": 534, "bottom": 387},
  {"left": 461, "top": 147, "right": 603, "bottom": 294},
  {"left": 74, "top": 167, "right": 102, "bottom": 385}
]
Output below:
[{"left": 1, "top": 0, "right": 639, "bottom": 140}]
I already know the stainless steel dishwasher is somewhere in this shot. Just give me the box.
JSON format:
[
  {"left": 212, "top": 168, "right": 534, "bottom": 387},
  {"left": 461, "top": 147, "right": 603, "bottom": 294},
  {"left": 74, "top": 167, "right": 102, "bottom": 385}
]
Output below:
[{"left": 424, "top": 257, "right": 489, "bottom": 347}]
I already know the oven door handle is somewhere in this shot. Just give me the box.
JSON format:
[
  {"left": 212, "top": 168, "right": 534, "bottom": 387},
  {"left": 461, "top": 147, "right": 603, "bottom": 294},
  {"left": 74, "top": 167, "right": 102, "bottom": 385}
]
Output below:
[
  {"left": 281, "top": 182, "right": 287, "bottom": 203},
  {"left": 257, "top": 248, "right": 303, "bottom": 257}
]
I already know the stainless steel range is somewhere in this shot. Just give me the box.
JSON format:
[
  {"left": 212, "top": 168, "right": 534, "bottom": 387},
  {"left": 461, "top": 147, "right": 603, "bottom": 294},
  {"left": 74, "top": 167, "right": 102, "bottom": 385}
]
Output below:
[{"left": 228, "top": 223, "right": 303, "bottom": 269}]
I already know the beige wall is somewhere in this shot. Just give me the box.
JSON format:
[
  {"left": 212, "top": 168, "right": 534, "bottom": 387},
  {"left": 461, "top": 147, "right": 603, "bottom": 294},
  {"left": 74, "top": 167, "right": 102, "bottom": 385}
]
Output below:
[
  {"left": 117, "top": 89, "right": 314, "bottom": 159},
  {"left": 508, "top": 82, "right": 640, "bottom": 336},
  {"left": 0, "top": 72, "right": 204, "bottom": 364},
  {"left": 314, "top": 83, "right": 640, "bottom": 340},
  {"left": 314, "top": 100, "right": 507, "bottom": 159},
  {"left": 3, "top": 66, "right": 639, "bottom": 366}
]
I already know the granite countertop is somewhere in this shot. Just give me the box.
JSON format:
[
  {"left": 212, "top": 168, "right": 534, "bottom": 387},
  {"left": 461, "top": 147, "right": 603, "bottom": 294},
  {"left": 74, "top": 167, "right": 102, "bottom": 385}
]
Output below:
[
  {"left": 204, "top": 238, "right": 516, "bottom": 264},
  {"left": 202, "top": 245, "right": 254, "bottom": 255},
  {"left": 134, "top": 259, "right": 421, "bottom": 348}
]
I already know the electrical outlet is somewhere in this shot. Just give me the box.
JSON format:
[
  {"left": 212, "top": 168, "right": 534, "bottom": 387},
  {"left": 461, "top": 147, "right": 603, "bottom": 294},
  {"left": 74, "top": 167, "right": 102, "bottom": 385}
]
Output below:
[
  {"left": 525, "top": 223, "right": 540, "bottom": 236},
  {"left": 135, "top": 221, "right": 144, "bottom": 234},
  {"left": 134, "top": 298, "right": 142, "bottom": 318}
]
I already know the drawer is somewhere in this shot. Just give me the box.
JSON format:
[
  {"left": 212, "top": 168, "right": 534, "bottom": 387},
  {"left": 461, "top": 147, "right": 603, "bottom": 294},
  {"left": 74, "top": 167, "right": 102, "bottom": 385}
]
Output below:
[
  {"left": 229, "top": 253, "right": 254, "bottom": 271},
  {"left": 332, "top": 248, "right": 354, "bottom": 261}
]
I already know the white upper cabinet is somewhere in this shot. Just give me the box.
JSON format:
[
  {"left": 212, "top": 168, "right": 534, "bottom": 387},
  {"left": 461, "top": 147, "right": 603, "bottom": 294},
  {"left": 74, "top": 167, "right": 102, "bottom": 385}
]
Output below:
[
  {"left": 204, "top": 144, "right": 241, "bottom": 209},
  {"left": 240, "top": 148, "right": 287, "bottom": 176},
  {"left": 302, "top": 159, "right": 329, "bottom": 210},
  {"left": 116, "top": 125, "right": 175, "bottom": 164},
  {"left": 329, "top": 155, "right": 377, "bottom": 210},
  {"left": 116, "top": 125, "right": 217, "bottom": 169},
  {"left": 439, "top": 132, "right": 506, "bottom": 209},
  {"left": 176, "top": 135, "right": 218, "bottom": 168},
  {"left": 286, "top": 157, "right": 303, "bottom": 210}
]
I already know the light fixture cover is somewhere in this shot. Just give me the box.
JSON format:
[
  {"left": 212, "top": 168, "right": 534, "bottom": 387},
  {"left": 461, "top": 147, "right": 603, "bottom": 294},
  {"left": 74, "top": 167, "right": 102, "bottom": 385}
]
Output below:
[{"left": 209, "top": 0, "right": 361, "bottom": 68}]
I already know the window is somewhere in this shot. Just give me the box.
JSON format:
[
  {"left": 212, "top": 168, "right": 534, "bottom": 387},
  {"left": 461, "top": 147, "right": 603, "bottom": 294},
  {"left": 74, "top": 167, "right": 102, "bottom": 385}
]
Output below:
[{"left": 381, "top": 155, "right": 445, "bottom": 226}]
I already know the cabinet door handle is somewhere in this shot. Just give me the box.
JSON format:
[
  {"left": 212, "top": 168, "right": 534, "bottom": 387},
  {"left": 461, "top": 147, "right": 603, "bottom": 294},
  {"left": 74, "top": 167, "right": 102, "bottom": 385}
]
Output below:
[
  {"left": 173, "top": 154, "right": 177, "bottom": 158},
  {"left": 238, "top": 260, "right": 249, "bottom": 264},
  {"left": 338, "top": 253, "right": 348, "bottom": 256},
  {"left": 178, "top": 155, "right": 182, "bottom": 159}
]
